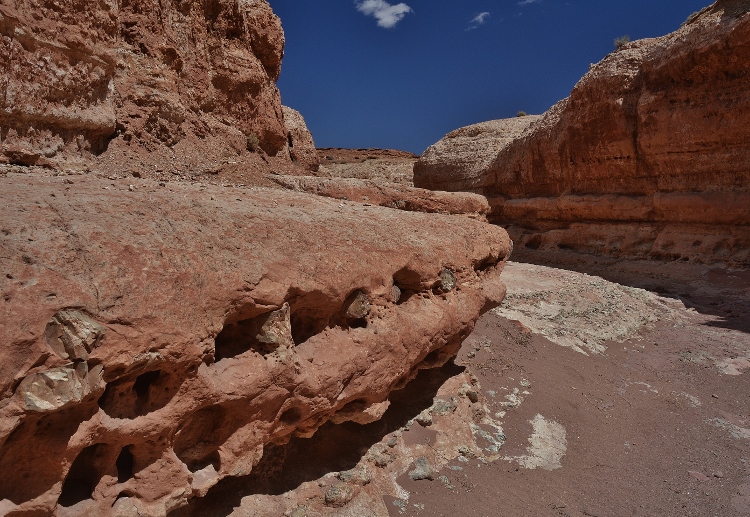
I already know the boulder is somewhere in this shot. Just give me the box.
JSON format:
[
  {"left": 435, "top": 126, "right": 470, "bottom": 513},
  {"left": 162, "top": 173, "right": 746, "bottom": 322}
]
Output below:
[
  {"left": 0, "top": 172, "right": 511, "bottom": 515},
  {"left": 414, "top": 1, "right": 750, "bottom": 265},
  {"left": 283, "top": 106, "right": 320, "bottom": 172},
  {"left": 0, "top": 0, "right": 289, "bottom": 174}
]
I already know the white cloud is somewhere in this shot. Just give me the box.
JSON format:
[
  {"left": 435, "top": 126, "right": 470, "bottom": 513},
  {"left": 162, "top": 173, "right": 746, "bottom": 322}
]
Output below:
[
  {"left": 518, "top": 0, "right": 540, "bottom": 5},
  {"left": 467, "top": 11, "right": 490, "bottom": 30},
  {"left": 355, "top": 0, "right": 413, "bottom": 29}
]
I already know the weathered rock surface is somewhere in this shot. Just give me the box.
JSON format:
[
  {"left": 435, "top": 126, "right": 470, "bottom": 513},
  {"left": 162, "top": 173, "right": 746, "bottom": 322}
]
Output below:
[
  {"left": 0, "top": 172, "right": 510, "bottom": 515},
  {"left": 414, "top": 1, "right": 750, "bottom": 265},
  {"left": 269, "top": 175, "right": 491, "bottom": 219},
  {"left": 0, "top": 0, "right": 291, "bottom": 175},
  {"left": 283, "top": 106, "right": 320, "bottom": 172},
  {"left": 413, "top": 116, "right": 541, "bottom": 192},
  {"left": 317, "top": 148, "right": 418, "bottom": 185}
]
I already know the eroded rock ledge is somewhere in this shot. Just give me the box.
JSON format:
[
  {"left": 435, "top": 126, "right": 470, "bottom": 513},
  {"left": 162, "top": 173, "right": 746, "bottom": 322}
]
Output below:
[
  {"left": 269, "top": 175, "right": 491, "bottom": 219},
  {"left": 0, "top": 173, "right": 510, "bottom": 516},
  {"left": 414, "top": 1, "right": 750, "bottom": 265}
]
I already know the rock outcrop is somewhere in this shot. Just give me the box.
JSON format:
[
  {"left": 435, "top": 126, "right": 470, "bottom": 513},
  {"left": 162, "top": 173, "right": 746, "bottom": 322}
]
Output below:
[
  {"left": 0, "top": 0, "right": 291, "bottom": 175},
  {"left": 413, "top": 116, "right": 540, "bottom": 192},
  {"left": 414, "top": 1, "right": 750, "bottom": 265},
  {"left": 282, "top": 106, "right": 319, "bottom": 172},
  {"left": 269, "top": 175, "right": 491, "bottom": 219},
  {"left": 0, "top": 172, "right": 511, "bottom": 515}
]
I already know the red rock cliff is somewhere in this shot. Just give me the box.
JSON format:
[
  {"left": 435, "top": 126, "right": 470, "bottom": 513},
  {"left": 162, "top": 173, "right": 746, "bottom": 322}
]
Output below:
[
  {"left": 415, "top": 1, "right": 750, "bottom": 265},
  {"left": 0, "top": 0, "right": 289, "bottom": 172}
]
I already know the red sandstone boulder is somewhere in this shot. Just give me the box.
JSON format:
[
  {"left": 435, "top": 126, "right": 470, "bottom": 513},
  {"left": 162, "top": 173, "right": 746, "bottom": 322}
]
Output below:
[
  {"left": 0, "top": 172, "right": 510, "bottom": 515},
  {"left": 0, "top": 0, "right": 288, "bottom": 174},
  {"left": 414, "top": 1, "right": 750, "bottom": 265}
]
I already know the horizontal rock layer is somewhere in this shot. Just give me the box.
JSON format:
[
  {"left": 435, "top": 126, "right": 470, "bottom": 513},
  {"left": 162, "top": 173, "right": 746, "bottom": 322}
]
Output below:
[
  {"left": 0, "top": 173, "right": 510, "bottom": 515},
  {"left": 269, "top": 175, "right": 491, "bottom": 219},
  {"left": 414, "top": 1, "right": 750, "bottom": 265}
]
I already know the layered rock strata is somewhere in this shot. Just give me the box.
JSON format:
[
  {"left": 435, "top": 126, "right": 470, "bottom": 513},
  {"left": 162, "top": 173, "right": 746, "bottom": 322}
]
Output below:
[
  {"left": 414, "top": 1, "right": 750, "bottom": 265},
  {"left": 269, "top": 175, "right": 490, "bottom": 219},
  {"left": 0, "top": 173, "right": 510, "bottom": 516},
  {"left": 0, "top": 0, "right": 291, "bottom": 175}
]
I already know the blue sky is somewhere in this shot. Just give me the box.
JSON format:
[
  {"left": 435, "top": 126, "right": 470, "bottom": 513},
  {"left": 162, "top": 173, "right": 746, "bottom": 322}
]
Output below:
[{"left": 269, "top": 0, "right": 710, "bottom": 154}]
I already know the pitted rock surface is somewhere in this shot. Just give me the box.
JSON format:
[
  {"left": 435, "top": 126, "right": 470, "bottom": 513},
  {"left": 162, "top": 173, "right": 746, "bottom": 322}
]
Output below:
[
  {"left": 0, "top": 172, "right": 510, "bottom": 515},
  {"left": 414, "top": 1, "right": 750, "bottom": 265}
]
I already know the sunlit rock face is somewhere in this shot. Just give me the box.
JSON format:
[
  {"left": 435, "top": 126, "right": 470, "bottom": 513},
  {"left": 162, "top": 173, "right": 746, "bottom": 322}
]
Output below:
[
  {"left": 415, "top": 1, "right": 750, "bottom": 265},
  {"left": 0, "top": 173, "right": 511, "bottom": 515},
  {"left": 0, "top": 0, "right": 288, "bottom": 171}
]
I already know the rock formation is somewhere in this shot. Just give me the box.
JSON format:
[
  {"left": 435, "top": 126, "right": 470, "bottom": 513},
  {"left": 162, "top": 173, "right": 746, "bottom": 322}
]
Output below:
[
  {"left": 413, "top": 116, "right": 540, "bottom": 193},
  {"left": 269, "top": 175, "right": 490, "bottom": 219},
  {"left": 0, "top": 172, "right": 511, "bottom": 515},
  {"left": 0, "top": 0, "right": 293, "bottom": 176},
  {"left": 414, "top": 1, "right": 750, "bottom": 265},
  {"left": 282, "top": 106, "right": 320, "bottom": 172}
]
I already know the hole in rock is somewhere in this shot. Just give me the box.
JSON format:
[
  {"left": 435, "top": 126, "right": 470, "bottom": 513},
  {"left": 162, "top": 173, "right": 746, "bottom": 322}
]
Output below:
[
  {"left": 116, "top": 446, "right": 135, "bottom": 483},
  {"left": 59, "top": 444, "right": 105, "bottom": 507},
  {"left": 98, "top": 369, "right": 179, "bottom": 419},
  {"left": 133, "top": 370, "right": 161, "bottom": 398},
  {"left": 420, "top": 349, "right": 444, "bottom": 369},
  {"left": 214, "top": 309, "right": 289, "bottom": 361},
  {"left": 288, "top": 290, "right": 337, "bottom": 345},
  {"left": 174, "top": 405, "right": 239, "bottom": 472},
  {"left": 0, "top": 404, "right": 97, "bottom": 504},
  {"left": 474, "top": 255, "right": 498, "bottom": 272},
  {"left": 348, "top": 318, "right": 367, "bottom": 329},
  {"left": 525, "top": 234, "right": 543, "bottom": 250},
  {"left": 393, "top": 267, "right": 422, "bottom": 291},
  {"left": 279, "top": 407, "right": 302, "bottom": 426},
  {"left": 168, "top": 361, "right": 465, "bottom": 516}
]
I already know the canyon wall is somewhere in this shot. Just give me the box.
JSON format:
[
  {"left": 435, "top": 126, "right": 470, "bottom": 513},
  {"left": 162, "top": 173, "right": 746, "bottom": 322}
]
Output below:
[
  {"left": 0, "top": 0, "right": 303, "bottom": 175},
  {"left": 0, "top": 173, "right": 511, "bottom": 515},
  {"left": 414, "top": 0, "right": 750, "bottom": 265}
]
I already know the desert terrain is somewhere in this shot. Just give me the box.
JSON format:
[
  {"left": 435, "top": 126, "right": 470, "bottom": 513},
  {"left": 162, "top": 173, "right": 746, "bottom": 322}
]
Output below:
[{"left": 1, "top": 0, "right": 748, "bottom": 516}]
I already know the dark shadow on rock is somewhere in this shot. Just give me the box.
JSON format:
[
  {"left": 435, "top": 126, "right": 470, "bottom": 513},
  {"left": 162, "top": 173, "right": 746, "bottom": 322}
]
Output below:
[{"left": 169, "top": 360, "right": 465, "bottom": 516}]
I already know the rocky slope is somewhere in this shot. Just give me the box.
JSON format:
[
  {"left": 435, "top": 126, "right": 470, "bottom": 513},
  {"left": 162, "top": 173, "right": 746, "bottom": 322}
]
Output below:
[
  {"left": 0, "top": 171, "right": 511, "bottom": 516},
  {"left": 414, "top": 0, "right": 750, "bottom": 265},
  {"left": 0, "top": 0, "right": 315, "bottom": 178}
]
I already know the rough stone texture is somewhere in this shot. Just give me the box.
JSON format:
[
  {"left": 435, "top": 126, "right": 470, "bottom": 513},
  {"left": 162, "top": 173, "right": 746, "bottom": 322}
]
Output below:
[
  {"left": 269, "top": 175, "right": 491, "bottom": 219},
  {"left": 413, "top": 116, "right": 541, "bottom": 192},
  {"left": 0, "top": 0, "right": 289, "bottom": 175},
  {"left": 283, "top": 106, "right": 320, "bottom": 172},
  {"left": 0, "top": 172, "right": 510, "bottom": 516},
  {"left": 414, "top": 1, "right": 750, "bottom": 265}
]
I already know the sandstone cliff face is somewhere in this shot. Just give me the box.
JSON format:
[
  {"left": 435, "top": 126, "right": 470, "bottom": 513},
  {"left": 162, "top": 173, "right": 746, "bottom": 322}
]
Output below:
[
  {"left": 414, "top": 1, "right": 750, "bottom": 265},
  {"left": 0, "top": 0, "right": 289, "bottom": 172},
  {"left": 0, "top": 172, "right": 510, "bottom": 516}
]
